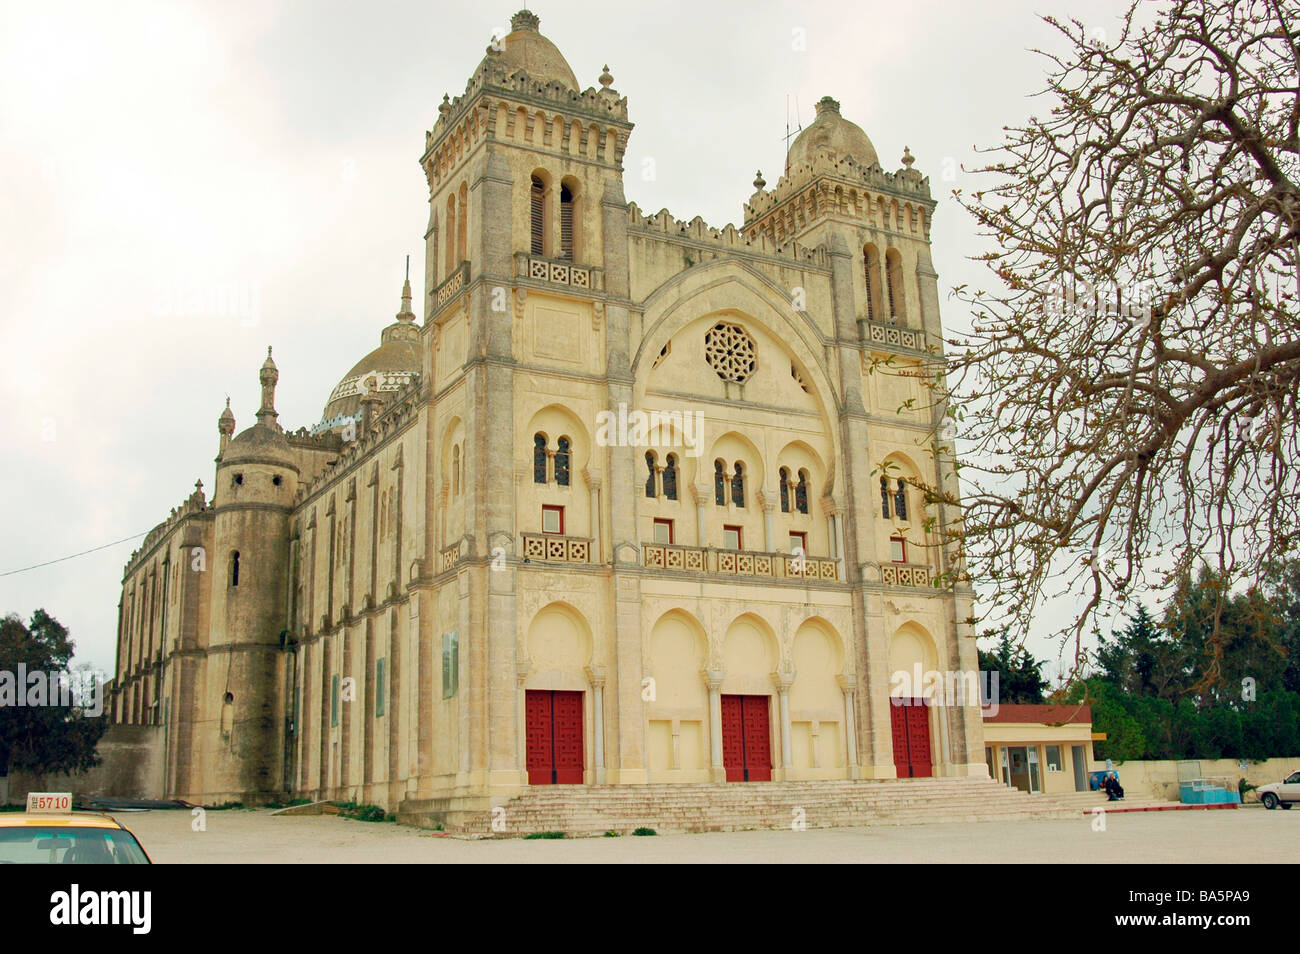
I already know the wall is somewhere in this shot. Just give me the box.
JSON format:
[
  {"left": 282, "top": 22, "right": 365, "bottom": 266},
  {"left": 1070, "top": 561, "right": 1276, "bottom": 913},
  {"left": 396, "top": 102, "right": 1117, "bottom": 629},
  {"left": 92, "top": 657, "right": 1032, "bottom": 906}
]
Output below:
[
  {"left": 1111, "top": 756, "right": 1300, "bottom": 802},
  {"left": 5, "top": 724, "right": 165, "bottom": 804}
]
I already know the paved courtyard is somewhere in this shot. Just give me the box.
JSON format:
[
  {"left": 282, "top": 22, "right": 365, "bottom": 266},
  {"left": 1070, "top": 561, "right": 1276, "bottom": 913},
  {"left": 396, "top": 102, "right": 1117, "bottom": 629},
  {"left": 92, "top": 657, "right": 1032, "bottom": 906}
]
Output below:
[{"left": 113, "top": 804, "right": 1290, "bottom": 863}]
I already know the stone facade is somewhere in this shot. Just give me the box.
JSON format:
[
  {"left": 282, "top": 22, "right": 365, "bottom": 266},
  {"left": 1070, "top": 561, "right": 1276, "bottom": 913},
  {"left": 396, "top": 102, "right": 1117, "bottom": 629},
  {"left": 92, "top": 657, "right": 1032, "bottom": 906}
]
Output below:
[{"left": 109, "top": 10, "right": 987, "bottom": 811}]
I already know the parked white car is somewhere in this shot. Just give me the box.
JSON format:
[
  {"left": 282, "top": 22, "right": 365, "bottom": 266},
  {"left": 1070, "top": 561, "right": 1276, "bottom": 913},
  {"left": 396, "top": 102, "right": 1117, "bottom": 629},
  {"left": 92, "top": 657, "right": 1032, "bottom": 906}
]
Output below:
[{"left": 1257, "top": 771, "right": 1300, "bottom": 810}]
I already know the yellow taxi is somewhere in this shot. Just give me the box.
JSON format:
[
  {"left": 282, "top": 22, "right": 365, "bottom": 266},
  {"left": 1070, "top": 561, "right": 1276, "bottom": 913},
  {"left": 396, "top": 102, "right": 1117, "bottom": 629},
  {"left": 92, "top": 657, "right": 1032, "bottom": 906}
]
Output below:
[{"left": 0, "top": 793, "right": 152, "bottom": 864}]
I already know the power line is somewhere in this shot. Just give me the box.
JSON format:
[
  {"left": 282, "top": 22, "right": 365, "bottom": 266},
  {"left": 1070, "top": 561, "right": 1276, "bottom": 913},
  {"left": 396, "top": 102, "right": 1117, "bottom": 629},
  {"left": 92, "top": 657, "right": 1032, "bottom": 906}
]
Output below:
[{"left": 0, "top": 531, "right": 150, "bottom": 578}]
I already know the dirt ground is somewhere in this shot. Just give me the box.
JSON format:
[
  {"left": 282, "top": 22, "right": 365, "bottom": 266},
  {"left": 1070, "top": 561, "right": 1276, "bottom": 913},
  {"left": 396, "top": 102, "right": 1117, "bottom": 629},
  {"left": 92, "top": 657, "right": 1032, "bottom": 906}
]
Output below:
[{"left": 111, "top": 803, "right": 1291, "bottom": 863}]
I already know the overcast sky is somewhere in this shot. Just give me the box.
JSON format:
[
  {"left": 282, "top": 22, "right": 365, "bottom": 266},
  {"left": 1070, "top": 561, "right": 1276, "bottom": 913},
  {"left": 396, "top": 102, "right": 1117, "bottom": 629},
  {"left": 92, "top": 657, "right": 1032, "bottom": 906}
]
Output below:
[{"left": 0, "top": 0, "right": 1143, "bottom": 681}]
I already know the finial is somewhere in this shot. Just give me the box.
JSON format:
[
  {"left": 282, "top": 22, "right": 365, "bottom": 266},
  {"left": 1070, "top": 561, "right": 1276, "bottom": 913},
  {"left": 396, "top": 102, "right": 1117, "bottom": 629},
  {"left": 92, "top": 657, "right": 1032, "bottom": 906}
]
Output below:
[
  {"left": 439, "top": 94, "right": 451, "bottom": 118},
  {"left": 815, "top": 96, "right": 841, "bottom": 115},
  {"left": 902, "top": 146, "right": 915, "bottom": 168},
  {"left": 599, "top": 64, "right": 613, "bottom": 89},
  {"left": 195, "top": 479, "right": 203, "bottom": 493},
  {"left": 257, "top": 345, "right": 280, "bottom": 430},
  {"left": 511, "top": 9, "right": 540, "bottom": 32},
  {"left": 753, "top": 170, "right": 766, "bottom": 190},
  {"left": 397, "top": 257, "right": 415, "bottom": 322}
]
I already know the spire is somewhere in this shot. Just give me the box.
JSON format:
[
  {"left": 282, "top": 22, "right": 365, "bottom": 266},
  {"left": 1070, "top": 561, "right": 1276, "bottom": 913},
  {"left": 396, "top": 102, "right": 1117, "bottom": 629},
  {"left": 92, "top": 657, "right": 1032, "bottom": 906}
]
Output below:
[
  {"left": 396, "top": 255, "right": 415, "bottom": 322},
  {"left": 257, "top": 346, "right": 280, "bottom": 431},
  {"left": 218, "top": 396, "right": 235, "bottom": 455}
]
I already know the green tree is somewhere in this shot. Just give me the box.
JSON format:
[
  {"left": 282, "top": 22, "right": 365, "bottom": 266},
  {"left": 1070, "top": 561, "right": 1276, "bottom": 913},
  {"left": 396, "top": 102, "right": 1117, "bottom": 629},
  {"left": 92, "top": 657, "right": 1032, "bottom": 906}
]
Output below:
[
  {"left": 978, "top": 630, "right": 1049, "bottom": 704},
  {"left": 0, "top": 610, "right": 106, "bottom": 787}
]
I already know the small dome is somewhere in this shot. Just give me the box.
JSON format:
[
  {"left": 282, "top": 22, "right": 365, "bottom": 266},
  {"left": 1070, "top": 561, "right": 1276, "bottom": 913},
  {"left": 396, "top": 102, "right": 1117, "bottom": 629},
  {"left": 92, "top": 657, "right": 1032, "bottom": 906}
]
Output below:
[
  {"left": 222, "top": 422, "right": 293, "bottom": 466},
  {"left": 483, "top": 10, "right": 579, "bottom": 90},
  {"left": 320, "top": 323, "right": 420, "bottom": 426},
  {"left": 786, "top": 96, "right": 879, "bottom": 170}
]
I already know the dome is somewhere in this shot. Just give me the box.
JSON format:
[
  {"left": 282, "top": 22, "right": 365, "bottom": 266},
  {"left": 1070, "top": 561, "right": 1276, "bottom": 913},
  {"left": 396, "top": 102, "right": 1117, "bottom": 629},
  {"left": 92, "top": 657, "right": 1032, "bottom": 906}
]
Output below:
[
  {"left": 222, "top": 422, "right": 293, "bottom": 466},
  {"left": 483, "top": 10, "right": 579, "bottom": 90},
  {"left": 320, "top": 322, "right": 421, "bottom": 426},
  {"left": 786, "top": 96, "right": 879, "bottom": 170}
]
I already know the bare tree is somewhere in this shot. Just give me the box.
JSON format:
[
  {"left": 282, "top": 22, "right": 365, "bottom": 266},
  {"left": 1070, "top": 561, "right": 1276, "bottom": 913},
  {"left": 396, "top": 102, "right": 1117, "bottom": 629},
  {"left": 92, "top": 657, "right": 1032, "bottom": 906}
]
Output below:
[{"left": 937, "top": 0, "right": 1300, "bottom": 677}]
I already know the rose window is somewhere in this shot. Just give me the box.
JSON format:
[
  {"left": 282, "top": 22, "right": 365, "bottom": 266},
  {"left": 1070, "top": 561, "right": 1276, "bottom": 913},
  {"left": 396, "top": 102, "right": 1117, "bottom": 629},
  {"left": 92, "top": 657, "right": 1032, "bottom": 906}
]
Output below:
[{"left": 704, "top": 321, "right": 756, "bottom": 384}]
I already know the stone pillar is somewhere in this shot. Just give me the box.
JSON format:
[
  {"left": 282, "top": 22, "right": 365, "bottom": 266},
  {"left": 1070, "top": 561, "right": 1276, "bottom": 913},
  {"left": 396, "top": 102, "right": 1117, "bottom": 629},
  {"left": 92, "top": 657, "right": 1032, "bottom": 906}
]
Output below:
[
  {"left": 761, "top": 499, "right": 775, "bottom": 552},
  {"left": 706, "top": 670, "right": 725, "bottom": 782},
  {"left": 776, "top": 674, "right": 794, "bottom": 776},
  {"left": 588, "top": 666, "right": 606, "bottom": 784},
  {"left": 694, "top": 486, "right": 709, "bottom": 547},
  {"left": 586, "top": 474, "right": 602, "bottom": 562},
  {"left": 839, "top": 674, "right": 859, "bottom": 779}
]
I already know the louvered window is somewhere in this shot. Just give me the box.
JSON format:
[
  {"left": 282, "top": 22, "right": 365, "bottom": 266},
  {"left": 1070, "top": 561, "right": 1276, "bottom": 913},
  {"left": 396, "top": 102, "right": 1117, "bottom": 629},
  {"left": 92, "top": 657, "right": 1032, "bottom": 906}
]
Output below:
[
  {"left": 530, "top": 177, "right": 545, "bottom": 255},
  {"left": 559, "top": 184, "right": 575, "bottom": 261}
]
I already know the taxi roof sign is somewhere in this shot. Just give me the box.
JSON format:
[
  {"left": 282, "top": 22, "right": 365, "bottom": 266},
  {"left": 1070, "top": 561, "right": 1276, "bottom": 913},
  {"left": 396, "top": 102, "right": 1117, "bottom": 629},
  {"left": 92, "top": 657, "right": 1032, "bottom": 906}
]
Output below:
[{"left": 26, "top": 792, "right": 73, "bottom": 814}]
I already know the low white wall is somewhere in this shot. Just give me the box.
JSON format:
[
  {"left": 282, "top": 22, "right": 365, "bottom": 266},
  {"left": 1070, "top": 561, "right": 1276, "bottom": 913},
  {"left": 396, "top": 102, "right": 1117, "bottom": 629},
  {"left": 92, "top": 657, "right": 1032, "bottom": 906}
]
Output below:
[{"left": 1107, "top": 756, "right": 1300, "bottom": 802}]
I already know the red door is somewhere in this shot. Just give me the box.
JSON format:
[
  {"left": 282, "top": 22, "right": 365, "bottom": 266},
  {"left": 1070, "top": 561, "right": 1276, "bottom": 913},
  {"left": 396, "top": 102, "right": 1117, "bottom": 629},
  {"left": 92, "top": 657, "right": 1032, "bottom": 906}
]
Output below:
[
  {"left": 526, "top": 690, "right": 584, "bottom": 785},
  {"left": 721, "top": 694, "right": 772, "bottom": 781},
  {"left": 890, "top": 698, "right": 933, "bottom": 778}
]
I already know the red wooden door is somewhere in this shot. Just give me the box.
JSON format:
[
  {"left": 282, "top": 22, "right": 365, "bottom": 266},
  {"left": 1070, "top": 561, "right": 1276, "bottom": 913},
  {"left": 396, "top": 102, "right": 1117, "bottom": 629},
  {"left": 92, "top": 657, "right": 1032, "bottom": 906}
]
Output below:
[
  {"left": 721, "top": 695, "right": 745, "bottom": 781},
  {"left": 525, "top": 690, "right": 585, "bottom": 785},
  {"left": 552, "top": 690, "right": 584, "bottom": 784},
  {"left": 890, "top": 699, "right": 933, "bottom": 778},
  {"left": 742, "top": 695, "right": 772, "bottom": 781},
  {"left": 904, "top": 703, "right": 932, "bottom": 778},
  {"left": 721, "top": 694, "right": 772, "bottom": 781},
  {"left": 525, "top": 690, "right": 554, "bottom": 785}
]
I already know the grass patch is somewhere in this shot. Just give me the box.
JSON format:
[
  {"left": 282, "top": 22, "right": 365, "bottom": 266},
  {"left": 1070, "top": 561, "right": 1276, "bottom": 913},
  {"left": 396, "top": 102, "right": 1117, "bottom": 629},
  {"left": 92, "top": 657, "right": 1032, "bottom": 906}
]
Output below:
[
  {"left": 524, "top": 831, "right": 567, "bottom": 840},
  {"left": 604, "top": 830, "right": 620, "bottom": 837},
  {"left": 633, "top": 827, "right": 657, "bottom": 837}
]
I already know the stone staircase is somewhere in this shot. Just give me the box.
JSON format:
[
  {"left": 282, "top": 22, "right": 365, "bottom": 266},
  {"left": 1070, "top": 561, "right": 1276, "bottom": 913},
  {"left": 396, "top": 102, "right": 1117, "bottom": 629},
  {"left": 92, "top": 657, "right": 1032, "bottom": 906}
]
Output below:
[{"left": 401, "top": 776, "right": 1080, "bottom": 837}]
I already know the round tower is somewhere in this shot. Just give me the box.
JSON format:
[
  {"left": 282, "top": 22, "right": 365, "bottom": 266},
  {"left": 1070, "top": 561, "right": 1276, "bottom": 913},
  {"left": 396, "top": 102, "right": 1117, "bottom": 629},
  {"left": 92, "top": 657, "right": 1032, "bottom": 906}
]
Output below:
[{"left": 206, "top": 347, "right": 298, "bottom": 801}]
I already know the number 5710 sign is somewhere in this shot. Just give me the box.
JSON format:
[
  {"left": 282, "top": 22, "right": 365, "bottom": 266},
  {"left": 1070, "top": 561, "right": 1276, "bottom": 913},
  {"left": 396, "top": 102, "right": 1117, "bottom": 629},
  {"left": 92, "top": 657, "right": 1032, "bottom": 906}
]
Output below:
[{"left": 26, "top": 792, "right": 72, "bottom": 813}]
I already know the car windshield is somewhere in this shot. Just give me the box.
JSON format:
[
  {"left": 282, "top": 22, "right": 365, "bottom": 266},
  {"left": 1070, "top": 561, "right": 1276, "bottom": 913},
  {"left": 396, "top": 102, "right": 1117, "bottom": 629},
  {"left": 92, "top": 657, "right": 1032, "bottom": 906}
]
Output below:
[
  {"left": 0, "top": 826, "right": 149, "bottom": 864},
  {"left": 1287, "top": 772, "right": 1300, "bottom": 784}
]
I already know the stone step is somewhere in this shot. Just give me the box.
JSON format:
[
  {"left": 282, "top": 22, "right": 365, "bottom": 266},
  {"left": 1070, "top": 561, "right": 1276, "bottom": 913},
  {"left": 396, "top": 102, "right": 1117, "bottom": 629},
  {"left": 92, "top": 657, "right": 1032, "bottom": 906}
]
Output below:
[{"left": 400, "top": 777, "right": 1078, "bottom": 836}]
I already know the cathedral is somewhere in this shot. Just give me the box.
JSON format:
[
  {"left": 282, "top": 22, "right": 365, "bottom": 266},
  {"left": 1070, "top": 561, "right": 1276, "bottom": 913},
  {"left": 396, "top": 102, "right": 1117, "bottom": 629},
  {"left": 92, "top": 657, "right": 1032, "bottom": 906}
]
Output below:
[{"left": 108, "top": 9, "right": 987, "bottom": 822}]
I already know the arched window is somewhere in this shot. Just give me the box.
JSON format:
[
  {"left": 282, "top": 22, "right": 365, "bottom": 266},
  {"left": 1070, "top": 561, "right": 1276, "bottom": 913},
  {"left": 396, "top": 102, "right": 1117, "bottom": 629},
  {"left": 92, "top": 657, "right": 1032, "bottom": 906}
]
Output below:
[
  {"left": 445, "top": 193, "right": 456, "bottom": 276},
  {"left": 796, "top": 469, "right": 810, "bottom": 515},
  {"left": 886, "top": 248, "right": 906, "bottom": 324},
  {"left": 559, "top": 182, "right": 575, "bottom": 261},
  {"left": 452, "top": 445, "right": 461, "bottom": 497},
  {"left": 230, "top": 551, "right": 240, "bottom": 587},
  {"left": 530, "top": 175, "right": 546, "bottom": 255},
  {"left": 644, "top": 451, "right": 658, "bottom": 498},
  {"left": 731, "top": 461, "right": 745, "bottom": 508},
  {"left": 779, "top": 467, "right": 791, "bottom": 513},
  {"left": 864, "top": 244, "right": 882, "bottom": 321},
  {"left": 457, "top": 182, "right": 468, "bottom": 264},
  {"left": 533, "top": 433, "right": 548, "bottom": 484},
  {"left": 714, "top": 460, "right": 726, "bottom": 506},
  {"left": 894, "top": 479, "right": 908, "bottom": 521},
  {"left": 663, "top": 454, "right": 678, "bottom": 501},
  {"left": 880, "top": 476, "right": 891, "bottom": 519},
  {"left": 554, "top": 437, "right": 571, "bottom": 486}
]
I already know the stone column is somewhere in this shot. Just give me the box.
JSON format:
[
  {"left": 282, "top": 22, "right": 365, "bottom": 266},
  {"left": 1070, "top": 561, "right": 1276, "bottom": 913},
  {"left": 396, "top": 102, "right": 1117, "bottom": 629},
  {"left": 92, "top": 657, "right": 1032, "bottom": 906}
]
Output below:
[
  {"left": 775, "top": 673, "right": 794, "bottom": 776},
  {"left": 839, "top": 674, "right": 859, "bottom": 779},
  {"left": 587, "top": 666, "right": 607, "bottom": 784},
  {"left": 761, "top": 499, "right": 775, "bottom": 552},
  {"left": 586, "top": 473, "right": 602, "bottom": 562},
  {"left": 706, "top": 669, "right": 725, "bottom": 782},
  {"left": 693, "top": 485, "right": 708, "bottom": 547}
]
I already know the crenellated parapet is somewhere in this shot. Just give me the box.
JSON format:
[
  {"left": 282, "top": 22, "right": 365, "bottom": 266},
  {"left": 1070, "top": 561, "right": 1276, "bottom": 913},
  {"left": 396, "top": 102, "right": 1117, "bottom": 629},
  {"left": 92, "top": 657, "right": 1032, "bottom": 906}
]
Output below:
[
  {"left": 742, "top": 150, "right": 935, "bottom": 247},
  {"left": 296, "top": 374, "right": 422, "bottom": 507},
  {"left": 122, "top": 480, "right": 212, "bottom": 579},
  {"left": 422, "top": 59, "right": 632, "bottom": 191},
  {"left": 627, "top": 203, "right": 832, "bottom": 269}
]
